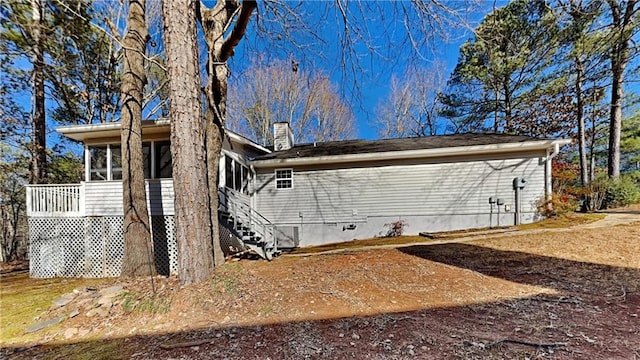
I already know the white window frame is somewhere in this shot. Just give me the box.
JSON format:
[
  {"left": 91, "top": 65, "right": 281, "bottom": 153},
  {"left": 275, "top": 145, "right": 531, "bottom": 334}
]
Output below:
[
  {"left": 275, "top": 168, "right": 293, "bottom": 189},
  {"left": 86, "top": 141, "right": 165, "bottom": 182}
]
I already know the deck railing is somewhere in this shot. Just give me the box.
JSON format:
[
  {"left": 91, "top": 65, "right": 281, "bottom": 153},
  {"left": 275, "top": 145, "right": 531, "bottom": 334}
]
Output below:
[{"left": 26, "top": 184, "right": 84, "bottom": 217}]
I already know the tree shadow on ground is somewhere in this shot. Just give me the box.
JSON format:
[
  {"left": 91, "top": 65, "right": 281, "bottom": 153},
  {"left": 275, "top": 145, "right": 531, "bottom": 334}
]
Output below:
[
  {"left": 599, "top": 209, "right": 640, "bottom": 214},
  {"left": 4, "top": 244, "right": 640, "bottom": 359},
  {"left": 397, "top": 243, "right": 640, "bottom": 295}
]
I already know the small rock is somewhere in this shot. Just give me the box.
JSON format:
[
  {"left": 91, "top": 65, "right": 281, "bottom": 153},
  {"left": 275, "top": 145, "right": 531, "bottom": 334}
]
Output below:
[
  {"left": 68, "top": 310, "right": 80, "bottom": 318},
  {"left": 339, "top": 333, "right": 344, "bottom": 338},
  {"left": 25, "top": 316, "right": 66, "bottom": 333},
  {"left": 352, "top": 333, "right": 360, "bottom": 340},
  {"left": 51, "top": 293, "right": 76, "bottom": 309},
  {"left": 64, "top": 328, "right": 78, "bottom": 339},
  {"left": 97, "top": 296, "right": 113, "bottom": 307},
  {"left": 190, "top": 346, "right": 199, "bottom": 351},
  {"left": 83, "top": 302, "right": 98, "bottom": 311},
  {"left": 86, "top": 307, "right": 108, "bottom": 318},
  {"left": 99, "top": 285, "right": 124, "bottom": 298}
]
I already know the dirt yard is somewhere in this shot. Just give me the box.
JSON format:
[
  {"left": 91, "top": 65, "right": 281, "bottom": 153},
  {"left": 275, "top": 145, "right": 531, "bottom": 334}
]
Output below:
[{"left": 2, "top": 208, "right": 639, "bottom": 359}]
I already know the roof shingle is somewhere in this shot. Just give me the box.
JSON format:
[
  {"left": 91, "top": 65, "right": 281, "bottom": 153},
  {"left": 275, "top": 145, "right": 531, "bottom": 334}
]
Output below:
[{"left": 255, "top": 133, "right": 548, "bottom": 161}]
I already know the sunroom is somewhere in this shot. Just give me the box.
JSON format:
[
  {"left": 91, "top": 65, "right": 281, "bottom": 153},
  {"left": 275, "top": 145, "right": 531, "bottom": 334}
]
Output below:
[{"left": 25, "top": 119, "right": 270, "bottom": 277}]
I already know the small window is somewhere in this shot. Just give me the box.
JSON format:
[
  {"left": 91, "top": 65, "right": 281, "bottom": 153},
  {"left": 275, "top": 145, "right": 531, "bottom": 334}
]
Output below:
[
  {"left": 225, "top": 156, "right": 234, "bottom": 189},
  {"left": 111, "top": 146, "right": 122, "bottom": 180},
  {"left": 155, "top": 141, "right": 172, "bottom": 178},
  {"left": 234, "top": 161, "right": 242, "bottom": 191},
  {"left": 241, "top": 165, "right": 249, "bottom": 194},
  {"left": 89, "top": 146, "right": 108, "bottom": 181},
  {"left": 275, "top": 169, "right": 293, "bottom": 189},
  {"left": 224, "top": 155, "right": 251, "bottom": 194},
  {"left": 142, "top": 143, "right": 151, "bottom": 179}
]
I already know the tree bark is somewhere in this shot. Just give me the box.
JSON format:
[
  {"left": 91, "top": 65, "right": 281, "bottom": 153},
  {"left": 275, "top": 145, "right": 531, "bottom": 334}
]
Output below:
[
  {"left": 575, "top": 57, "right": 589, "bottom": 187},
  {"left": 200, "top": 0, "right": 257, "bottom": 267},
  {"left": 163, "top": 0, "right": 215, "bottom": 285},
  {"left": 31, "top": 0, "right": 46, "bottom": 184},
  {"left": 120, "top": 0, "right": 155, "bottom": 277},
  {"left": 606, "top": 0, "right": 636, "bottom": 179}
]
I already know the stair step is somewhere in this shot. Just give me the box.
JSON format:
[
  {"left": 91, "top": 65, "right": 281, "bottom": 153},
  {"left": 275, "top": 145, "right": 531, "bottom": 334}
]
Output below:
[{"left": 242, "top": 236, "right": 263, "bottom": 245}]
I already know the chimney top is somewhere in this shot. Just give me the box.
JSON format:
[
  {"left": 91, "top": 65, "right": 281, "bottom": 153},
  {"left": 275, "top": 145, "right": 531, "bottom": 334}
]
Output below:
[{"left": 273, "top": 122, "right": 294, "bottom": 151}]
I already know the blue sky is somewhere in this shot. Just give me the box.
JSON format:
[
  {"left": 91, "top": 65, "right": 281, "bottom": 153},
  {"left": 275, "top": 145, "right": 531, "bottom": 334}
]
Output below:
[
  {"left": 15, "top": 1, "right": 502, "bottom": 154},
  {"left": 225, "top": 1, "right": 501, "bottom": 140}
]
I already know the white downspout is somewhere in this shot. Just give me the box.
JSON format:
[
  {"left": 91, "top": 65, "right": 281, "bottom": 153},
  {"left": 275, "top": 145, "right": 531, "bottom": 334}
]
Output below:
[
  {"left": 106, "top": 144, "right": 112, "bottom": 181},
  {"left": 84, "top": 144, "right": 90, "bottom": 182}
]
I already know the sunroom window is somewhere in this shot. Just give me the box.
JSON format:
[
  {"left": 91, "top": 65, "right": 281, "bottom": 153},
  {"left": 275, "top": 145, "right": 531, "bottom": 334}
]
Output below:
[
  {"left": 89, "top": 146, "right": 108, "bottom": 181},
  {"left": 155, "top": 141, "right": 172, "bottom": 178},
  {"left": 223, "top": 155, "right": 249, "bottom": 194},
  {"left": 111, "top": 147, "right": 122, "bottom": 180},
  {"left": 88, "top": 142, "right": 168, "bottom": 181},
  {"left": 142, "top": 142, "right": 151, "bottom": 179}
]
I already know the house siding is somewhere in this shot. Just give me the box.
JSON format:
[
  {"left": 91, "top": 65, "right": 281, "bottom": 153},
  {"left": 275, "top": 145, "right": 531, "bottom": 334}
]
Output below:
[
  {"left": 254, "top": 151, "right": 546, "bottom": 246},
  {"left": 84, "top": 179, "right": 175, "bottom": 216}
]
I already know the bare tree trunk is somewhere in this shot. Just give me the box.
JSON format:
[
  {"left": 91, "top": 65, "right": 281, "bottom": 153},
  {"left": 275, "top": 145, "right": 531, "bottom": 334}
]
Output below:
[
  {"left": 575, "top": 57, "right": 589, "bottom": 187},
  {"left": 589, "top": 115, "right": 597, "bottom": 181},
  {"left": 199, "top": 0, "right": 257, "bottom": 267},
  {"left": 163, "top": 0, "right": 215, "bottom": 285},
  {"left": 608, "top": 62, "right": 624, "bottom": 179},
  {"left": 606, "top": 0, "right": 636, "bottom": 179},
  {"left": 120, "top": 0, "right": 155, "bottom": 277},
  {"left": 31, "top": 0, "right": 46, "bottom": 184}
]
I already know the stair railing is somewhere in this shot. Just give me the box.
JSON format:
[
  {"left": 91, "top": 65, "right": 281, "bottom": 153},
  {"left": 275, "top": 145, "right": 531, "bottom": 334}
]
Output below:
[{"left": 218, "top": 188, "right": 277, "bottom": 254}]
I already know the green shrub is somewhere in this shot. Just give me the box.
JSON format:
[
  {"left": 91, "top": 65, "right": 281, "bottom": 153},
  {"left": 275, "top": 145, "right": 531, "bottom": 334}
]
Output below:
[
  {"left": 627, "top": 171, "right": 640, "bottom": 186},
  {"left": 603, "top": 176, "right": 640, "bottom": 208}
]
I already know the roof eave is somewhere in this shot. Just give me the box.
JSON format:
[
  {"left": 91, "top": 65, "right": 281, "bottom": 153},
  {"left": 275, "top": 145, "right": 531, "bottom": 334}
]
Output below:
[
  {"left": 225, "top": 131, "right": 271, "bottom": 154},
  {"left": 57, "top": 121, "right": 269, "bottom": 154},
  {"left": 251, "top": 139, "right": 572, "bottom": 168},
  {"left": 56, "top": 120, "right": 172, "bottom": 141}
]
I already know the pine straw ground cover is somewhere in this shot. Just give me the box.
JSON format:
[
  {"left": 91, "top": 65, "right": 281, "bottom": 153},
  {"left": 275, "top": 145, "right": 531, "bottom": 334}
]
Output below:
[{"left": 1, "top": 214, "right": 639, "bottom": 359}]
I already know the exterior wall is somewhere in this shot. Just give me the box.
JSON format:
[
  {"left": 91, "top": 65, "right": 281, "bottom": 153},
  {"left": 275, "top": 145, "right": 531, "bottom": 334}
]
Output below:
[
  {"left": 83, "top": 179, "right": 175, "bottom": 216},
  {"left": 254, "top": 151, "right": 547, "bottom": 247}
]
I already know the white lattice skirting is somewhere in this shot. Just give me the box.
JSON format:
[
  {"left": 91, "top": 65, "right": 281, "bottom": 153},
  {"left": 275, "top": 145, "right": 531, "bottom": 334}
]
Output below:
[{"left": 29, "top": 216, "right": 178, "bottom": 278}]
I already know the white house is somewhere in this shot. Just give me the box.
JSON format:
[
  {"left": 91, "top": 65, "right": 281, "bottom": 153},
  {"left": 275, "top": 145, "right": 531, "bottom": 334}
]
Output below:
[{"left": 26, "top": 120, "right": 570, "bottom": 278}]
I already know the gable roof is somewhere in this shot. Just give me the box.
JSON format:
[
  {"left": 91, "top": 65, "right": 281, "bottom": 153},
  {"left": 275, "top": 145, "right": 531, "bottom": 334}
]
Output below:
[{"left": 252, "top": 134, "right": 571, "bottom": 167}]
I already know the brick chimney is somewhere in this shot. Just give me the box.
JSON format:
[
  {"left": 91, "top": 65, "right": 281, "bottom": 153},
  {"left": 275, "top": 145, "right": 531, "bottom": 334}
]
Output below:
[{"left": 273, "top": 122, "right": 294, "bottom": 151}]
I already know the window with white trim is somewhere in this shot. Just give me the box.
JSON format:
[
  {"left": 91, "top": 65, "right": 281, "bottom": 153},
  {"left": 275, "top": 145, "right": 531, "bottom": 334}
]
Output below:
[
  {"left": 224, "top": 155, "right": 250, "bottom": 194},
  {"left": 89, "top": 146, "right": 108, "bottom": 181},
  {"left": 275, "top": 169, "right": 293, "bottom": 189}
]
